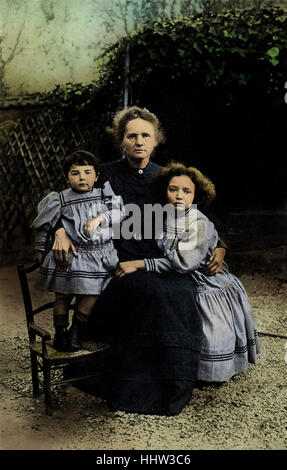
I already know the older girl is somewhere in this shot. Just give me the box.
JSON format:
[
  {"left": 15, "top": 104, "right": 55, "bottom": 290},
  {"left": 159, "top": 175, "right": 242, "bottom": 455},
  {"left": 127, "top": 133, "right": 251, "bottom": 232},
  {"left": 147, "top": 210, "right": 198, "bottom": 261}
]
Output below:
[{"left": 127, "top": 162, "right": 260, "bottom": 382}]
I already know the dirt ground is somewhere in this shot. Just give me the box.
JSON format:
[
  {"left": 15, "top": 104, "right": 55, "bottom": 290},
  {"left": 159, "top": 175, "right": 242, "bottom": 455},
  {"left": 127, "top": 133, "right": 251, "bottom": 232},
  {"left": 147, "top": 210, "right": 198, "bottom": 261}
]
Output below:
[{"left": 0, "top": 211, "right": 286, "bottom": 451}]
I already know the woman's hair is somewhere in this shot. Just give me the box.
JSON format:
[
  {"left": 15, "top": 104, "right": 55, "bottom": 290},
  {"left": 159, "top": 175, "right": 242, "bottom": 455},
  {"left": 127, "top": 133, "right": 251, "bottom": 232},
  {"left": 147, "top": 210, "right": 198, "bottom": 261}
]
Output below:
[
  {"left": 63, "top": 150, "right": 100, "bottom": 177},
  {"left": 152, "top": 161, "right": 216, "bottom": 208},
  {"left": 106, "top": 106, "right": 166, "bottom": 147}
]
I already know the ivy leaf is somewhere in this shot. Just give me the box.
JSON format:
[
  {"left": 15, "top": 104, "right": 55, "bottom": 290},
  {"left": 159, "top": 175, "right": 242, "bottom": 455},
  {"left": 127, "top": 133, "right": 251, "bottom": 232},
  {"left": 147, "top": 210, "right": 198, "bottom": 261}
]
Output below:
[
  {"left": 266, "top": 47, "right": 280, "bottom": 58},
  {"left": 193, "top": 43, "right": 202, "bottom": 54}
]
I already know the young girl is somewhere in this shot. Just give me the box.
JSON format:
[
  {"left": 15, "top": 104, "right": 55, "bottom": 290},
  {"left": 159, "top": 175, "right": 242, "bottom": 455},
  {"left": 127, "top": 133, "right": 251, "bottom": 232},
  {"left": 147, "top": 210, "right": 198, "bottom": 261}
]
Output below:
[
  {"left": 117, "top": 162, "right": 260, "bottom": 382},
  {"left": 153, "top": 162, "right": 261, "bottom": 381},
  {"left": 32, "top": 150, "right": 123, "bottom": 352}
]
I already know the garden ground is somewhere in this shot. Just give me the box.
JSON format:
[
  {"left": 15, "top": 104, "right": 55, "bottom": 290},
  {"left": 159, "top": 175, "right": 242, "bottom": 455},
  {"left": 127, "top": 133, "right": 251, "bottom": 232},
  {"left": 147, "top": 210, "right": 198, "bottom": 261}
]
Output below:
[{"left": 0, "top": 210, "right": 286, "bottom": 451}]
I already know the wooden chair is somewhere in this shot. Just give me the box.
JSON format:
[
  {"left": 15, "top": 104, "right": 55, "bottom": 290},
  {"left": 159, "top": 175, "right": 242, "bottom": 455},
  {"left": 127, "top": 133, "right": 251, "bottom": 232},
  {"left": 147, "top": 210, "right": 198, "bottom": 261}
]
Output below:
[{"left": 17, "top": 262, "right": 109, "bottom": 415}]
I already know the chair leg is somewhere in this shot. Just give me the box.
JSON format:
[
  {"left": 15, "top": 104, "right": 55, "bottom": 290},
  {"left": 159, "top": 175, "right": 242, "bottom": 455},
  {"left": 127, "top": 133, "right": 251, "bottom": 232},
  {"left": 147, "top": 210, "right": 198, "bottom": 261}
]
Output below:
[
  {"left": 43, "top": 359, "right": 53, "bottom": 416},
  {"left": 30, "top": 351, "right": 40, "bottom": 397}
]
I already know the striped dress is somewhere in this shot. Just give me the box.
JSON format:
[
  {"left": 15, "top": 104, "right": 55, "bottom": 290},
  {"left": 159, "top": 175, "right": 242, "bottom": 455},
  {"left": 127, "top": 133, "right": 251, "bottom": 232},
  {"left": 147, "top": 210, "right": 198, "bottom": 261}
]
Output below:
[
  {"left": 144, "top": 207, "right": 260, "bottom": 382},
  {"left": 32, "top": 182, "right": 123, "bottom": 295}
]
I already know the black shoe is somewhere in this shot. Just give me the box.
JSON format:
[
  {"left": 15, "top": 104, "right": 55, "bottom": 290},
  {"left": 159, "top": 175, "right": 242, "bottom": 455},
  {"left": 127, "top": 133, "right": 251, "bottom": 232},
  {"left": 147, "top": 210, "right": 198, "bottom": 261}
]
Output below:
[
  {"left": 68, "top": 319, "right": 84, "bottom": 352},
  {"left": 53, "top": 327, "right": 69, "bottom": 352}
]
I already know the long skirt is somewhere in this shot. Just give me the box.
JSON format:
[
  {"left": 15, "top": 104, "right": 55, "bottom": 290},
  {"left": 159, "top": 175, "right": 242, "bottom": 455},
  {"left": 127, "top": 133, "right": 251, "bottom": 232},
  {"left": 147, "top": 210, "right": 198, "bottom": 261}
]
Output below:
[
  {"left": 65, "top": 270, "right": 203, "bottom": 416},
  {"left": 195, "top": 273, "right": 260, "bottom": 382}
]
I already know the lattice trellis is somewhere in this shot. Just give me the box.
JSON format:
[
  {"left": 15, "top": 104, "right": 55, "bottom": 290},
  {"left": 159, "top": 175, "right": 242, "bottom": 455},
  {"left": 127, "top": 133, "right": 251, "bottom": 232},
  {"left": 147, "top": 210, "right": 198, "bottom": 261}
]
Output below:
[{"left": 0, "top": 109, "right": 97, "bottom": 252}]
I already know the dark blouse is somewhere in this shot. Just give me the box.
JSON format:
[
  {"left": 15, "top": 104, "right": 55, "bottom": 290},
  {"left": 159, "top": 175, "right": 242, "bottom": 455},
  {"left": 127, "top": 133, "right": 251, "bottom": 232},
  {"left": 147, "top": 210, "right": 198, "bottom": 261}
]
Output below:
[{"left": 98, "top": 157, "right": 163, "bottom": 261}]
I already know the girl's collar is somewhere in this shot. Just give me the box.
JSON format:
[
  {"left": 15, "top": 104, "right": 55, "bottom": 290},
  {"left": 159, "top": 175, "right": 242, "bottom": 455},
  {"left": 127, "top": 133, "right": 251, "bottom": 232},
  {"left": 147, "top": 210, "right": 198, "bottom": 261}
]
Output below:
[
  {"left": 69, "top": 187, "right": 96, "bottom": 195},
  {"left": 172, "top": 205, "right": 194, "bottom": 219},
  {"left": 185, "top": 205, "right": 194, "bottom": 216}
]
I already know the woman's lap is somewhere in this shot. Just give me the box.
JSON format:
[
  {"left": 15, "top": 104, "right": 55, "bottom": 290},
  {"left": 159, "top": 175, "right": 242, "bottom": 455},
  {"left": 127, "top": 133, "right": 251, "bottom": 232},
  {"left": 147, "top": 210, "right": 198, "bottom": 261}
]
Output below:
[
  {"left": 96, "top": 270, "right": 202, "bottom": 335},
  {"left": 69, "top": 270, "right": 203, "bottom": 415}
]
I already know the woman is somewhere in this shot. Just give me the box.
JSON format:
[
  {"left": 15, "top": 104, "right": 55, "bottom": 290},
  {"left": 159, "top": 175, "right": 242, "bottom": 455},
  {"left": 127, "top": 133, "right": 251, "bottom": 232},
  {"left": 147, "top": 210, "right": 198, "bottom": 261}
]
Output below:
[{"left": 53, "top": 106, "right": 227, "bottom": 415}]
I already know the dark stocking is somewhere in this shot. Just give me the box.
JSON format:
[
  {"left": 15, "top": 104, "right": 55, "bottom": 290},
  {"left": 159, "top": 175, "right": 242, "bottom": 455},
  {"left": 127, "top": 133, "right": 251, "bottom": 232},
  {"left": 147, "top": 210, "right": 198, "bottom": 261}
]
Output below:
[
  {"left": 53, "top": 293, "right": 73, "bottom": 351},
  {"left": 68, "top": 295, "right": 99, "bottom": 351}
]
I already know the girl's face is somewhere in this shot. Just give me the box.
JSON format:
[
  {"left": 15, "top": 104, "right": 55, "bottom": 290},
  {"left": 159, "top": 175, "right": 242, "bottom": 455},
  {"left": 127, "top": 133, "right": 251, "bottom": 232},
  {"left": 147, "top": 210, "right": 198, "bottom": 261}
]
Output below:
[
  {"left": 167, "top": 175, "right": 195, "bottom": 210},
  {"left": 122, "top": 118, "right": 157, "bottom": 166},
  {"left": 67, "top": 164, "right": 98, "bottom": 192}
]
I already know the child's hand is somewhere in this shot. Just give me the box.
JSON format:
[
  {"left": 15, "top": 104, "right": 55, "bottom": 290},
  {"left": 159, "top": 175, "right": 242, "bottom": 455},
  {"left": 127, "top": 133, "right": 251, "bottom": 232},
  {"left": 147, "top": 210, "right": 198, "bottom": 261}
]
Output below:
[
  {"left": 33, "top": 251, "right": 44, "bottom": 266},
  {"left": 83, "top": 216, "right": 103, "bottom": 238},
  {"left": 115, "top": 260, "right": 145, "bottom": 278}
]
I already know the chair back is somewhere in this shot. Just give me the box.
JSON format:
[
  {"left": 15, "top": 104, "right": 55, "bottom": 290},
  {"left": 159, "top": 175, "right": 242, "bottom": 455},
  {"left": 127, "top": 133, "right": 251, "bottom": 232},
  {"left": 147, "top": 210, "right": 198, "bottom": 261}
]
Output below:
[{"left": 17, "top": 262, "right": 54, "bottom": 342}]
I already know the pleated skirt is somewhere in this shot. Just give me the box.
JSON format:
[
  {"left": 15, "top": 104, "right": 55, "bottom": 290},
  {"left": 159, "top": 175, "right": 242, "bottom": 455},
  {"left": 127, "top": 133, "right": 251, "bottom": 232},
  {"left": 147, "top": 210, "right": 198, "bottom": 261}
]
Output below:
[
  {"left": 193, "top": 270, "right": 260, "bottom": 382},
  {"left": 35, "top": 241, "right": 119, "bottom": 295}
]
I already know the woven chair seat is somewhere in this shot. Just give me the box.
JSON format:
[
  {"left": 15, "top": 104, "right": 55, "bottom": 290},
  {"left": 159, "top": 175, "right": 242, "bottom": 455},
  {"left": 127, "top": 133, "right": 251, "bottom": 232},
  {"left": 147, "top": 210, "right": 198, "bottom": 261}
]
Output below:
[{"left": 30, "top": 339, "right": 109, "bottom": 361}]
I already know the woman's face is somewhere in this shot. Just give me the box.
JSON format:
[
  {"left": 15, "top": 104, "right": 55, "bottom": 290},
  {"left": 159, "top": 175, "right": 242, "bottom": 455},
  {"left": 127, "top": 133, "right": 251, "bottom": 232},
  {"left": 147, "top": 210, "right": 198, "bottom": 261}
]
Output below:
[
  {"left": 122, "top": 118, "right": 157, "bottom": 166},
  {"left": 167, "top": 175, "right": 195, "bottom": 210}
]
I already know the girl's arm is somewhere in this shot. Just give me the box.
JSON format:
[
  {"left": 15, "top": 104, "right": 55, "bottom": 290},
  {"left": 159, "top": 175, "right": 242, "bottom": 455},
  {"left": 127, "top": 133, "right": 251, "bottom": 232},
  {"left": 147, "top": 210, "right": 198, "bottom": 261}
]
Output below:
[
  {"left": 206, "top": 210, "right": 228, "bottom": 273},
  {"left": 114, "top": 256, "right": 173, "bottom": 278},
  {"left": 100, "top": 181, "right": 125, "bottom": 227},
  {"left": 143, "top": 256, "right": 173, "bottom": 273},
  {"left": 114, "top": 260, "right": 145, "bottom": 278},
  {"left": 32, "top": 192, "right": 62, "bottom": 254},
  {"left": 168, "top": 218, "right": 218, "bottom": 274},
  {"left": 142, "top": 217, "right": 217, "bottom": 276},
  {"left": 84, "top": 181, "right": 125, "bottom": 238},
  {"left": 117, "top": 215, "right": 219, "bottom": 277}
]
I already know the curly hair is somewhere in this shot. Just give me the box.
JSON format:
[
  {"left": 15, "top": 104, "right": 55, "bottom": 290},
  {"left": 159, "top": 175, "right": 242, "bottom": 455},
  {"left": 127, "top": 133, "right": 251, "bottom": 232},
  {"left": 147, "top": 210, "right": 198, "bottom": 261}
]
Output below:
[
  {"left": 106, "top": 106, "right": 166, "bottom": 148},
  {"left": 63, "top": 149, "right": 100, "bottom": 177},
  {"left": 152, "top": 161, "right": 216, "bottom": 208}
]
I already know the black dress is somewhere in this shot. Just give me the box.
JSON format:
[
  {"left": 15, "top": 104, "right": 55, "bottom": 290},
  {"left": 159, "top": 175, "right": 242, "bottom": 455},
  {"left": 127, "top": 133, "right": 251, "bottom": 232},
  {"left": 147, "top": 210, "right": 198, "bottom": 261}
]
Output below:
[{"left": 69, "top": 158, "right": 203, "bottom": 415}]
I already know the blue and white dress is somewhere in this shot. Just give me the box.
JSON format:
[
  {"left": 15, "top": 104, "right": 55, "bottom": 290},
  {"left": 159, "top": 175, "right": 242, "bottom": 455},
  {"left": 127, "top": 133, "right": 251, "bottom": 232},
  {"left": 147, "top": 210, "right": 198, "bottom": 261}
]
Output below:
[
  {"left": 144, "top": 207, "right": 260, "bottom": 383},
  {"left": 32, "top": 182, "right": 123, "bottom": 295}
]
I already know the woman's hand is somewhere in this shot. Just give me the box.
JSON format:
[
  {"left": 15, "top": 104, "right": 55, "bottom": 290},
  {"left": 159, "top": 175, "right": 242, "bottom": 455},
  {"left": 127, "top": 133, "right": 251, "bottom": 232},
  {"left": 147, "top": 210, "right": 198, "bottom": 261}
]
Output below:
[
  {"left": 115, "top": 260, "right": 145, "bottom": 278},
  {"left": 205, "top": 247, "right": 226, "bottom": 275},
  {"left": 52, "top": 228, "right": 77, "bottom": 271},
  {"left": 83, "top": 216, "right": 103, "bottom": 238}
]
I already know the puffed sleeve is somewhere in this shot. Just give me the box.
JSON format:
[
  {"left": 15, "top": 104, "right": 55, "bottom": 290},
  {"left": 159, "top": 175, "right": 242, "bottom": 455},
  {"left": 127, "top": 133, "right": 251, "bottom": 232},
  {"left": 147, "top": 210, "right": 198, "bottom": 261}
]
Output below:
[
  {"left": 168, "top": 217, "right": 218, "bottom": 273},
  {"left": 99, "top": 181, "right": 125, "bottom": 227},
  {"left": 31, "top": 192, "right": 62, "bottom": 251}
]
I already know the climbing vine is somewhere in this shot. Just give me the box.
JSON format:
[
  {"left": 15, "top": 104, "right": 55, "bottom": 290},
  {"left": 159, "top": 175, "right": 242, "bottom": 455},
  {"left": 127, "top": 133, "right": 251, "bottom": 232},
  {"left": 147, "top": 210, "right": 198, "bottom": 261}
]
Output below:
[
  {"left": 47, "top": 7, "right": 287, "bottom": 208},
  {"left": 48, "top": 7, "right": 287, "bottom": 119}
]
